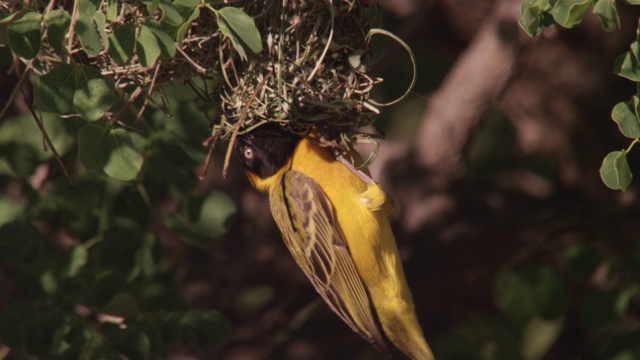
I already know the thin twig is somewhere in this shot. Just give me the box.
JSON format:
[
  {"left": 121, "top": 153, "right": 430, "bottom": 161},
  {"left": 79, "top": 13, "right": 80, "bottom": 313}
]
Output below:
[
  {"left": 199, "top": 128, "right": 223, "bottom": 180},
  {"left": 110, "top": 86, "right": 143, "bottom": 126},
  {"left": 24, "top": 91, "right": 73, "bottom": 189},
  {"left": 219, "top": 41, "right": 233, "bottom": 88},
  {"left": 66, "top": 0, "right": 80, "bottom": 59},
  {"left": 307, "top": 0, "right": 335, "bottom": 82},
  {"left": 135, "top": 64, "right": 162, "bottom": 125},
  {"left": 0, "top": 63, "right": 31, "bottom": 118},
  {"left": 175, "top": 45, "right": 208, "bottom": 74}
]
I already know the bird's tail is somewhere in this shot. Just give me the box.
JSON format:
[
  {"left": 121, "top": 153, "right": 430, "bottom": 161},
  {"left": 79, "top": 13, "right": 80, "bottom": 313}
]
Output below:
[{"left": 380, "top": 307, "right": 434, "bottom": 360}]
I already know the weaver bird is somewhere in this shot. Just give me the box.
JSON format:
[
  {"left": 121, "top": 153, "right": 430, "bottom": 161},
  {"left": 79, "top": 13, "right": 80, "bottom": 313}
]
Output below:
[{"left": 235, "top": 124, "right": 434, "bottom": 360}]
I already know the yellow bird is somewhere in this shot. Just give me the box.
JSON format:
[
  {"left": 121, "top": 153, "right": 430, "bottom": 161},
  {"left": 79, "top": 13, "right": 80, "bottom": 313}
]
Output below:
[{"left": 235, "top": 124, "right": 434, "bottom": 360}]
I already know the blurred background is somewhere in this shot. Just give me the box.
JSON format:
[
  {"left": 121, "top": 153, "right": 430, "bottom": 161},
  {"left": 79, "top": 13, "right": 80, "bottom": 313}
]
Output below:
[
  {"left": 207, "top": 0, "right": 640, "bottom": 358},
  {"left": 2, "top": 0, "right": 640, "bottom": 359}
]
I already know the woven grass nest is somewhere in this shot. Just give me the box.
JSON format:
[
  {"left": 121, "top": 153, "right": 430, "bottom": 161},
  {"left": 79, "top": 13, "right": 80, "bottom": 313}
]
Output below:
[
  {"left": 213, "top": 0, "right": 417, "bottom": 174},
  {"left": 1, "top": 0, "right": 414, "bottom": 175},
  {"left": 219, "top": 0, "right": 377, "bottom": 136}
]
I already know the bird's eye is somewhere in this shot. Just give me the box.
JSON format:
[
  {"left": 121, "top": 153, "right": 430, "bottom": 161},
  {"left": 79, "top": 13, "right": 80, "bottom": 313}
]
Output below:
[{"left": 244, "top": 148, "right": 254, "bottom": 160}]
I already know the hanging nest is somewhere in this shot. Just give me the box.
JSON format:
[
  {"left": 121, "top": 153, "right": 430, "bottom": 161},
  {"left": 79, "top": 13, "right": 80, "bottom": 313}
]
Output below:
[
  {"left": 1, "top": 0, "right": 413, "bottom": 176},
  {"left": 211, "top": 0, "right": 416, "bottom": 175},
  {"left": 216, "top": 0, "right": 379, "bottom": 139}
]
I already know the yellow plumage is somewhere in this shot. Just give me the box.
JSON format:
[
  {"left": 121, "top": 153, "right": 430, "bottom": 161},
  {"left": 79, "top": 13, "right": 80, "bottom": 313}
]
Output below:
[{"left": 238, "top": 131, "right": 434, "bottom": 360}]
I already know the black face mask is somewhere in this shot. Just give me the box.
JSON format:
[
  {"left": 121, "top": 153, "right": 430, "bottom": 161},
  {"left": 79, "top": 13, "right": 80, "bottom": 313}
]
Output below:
[{"left": 235, "top": 123, "right": 301, "bottom": 179}]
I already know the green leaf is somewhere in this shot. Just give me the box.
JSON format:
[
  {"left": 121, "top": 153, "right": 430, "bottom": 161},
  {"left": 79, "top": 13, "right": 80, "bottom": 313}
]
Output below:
[
  {"left": 66, "top": 245, "right": 88, "bottom": 277},
  {"left": 103, "top": 129, "right": 144, "bottom": 181},
  {"left": 73, "top": 65, "right": 114, "bottom": 121},
  {"left": 521, "top": 316, "right": 564, "bottom": 360},
  {"left": 614, "top": 51, "right": 640, "bottom": 81},
  {"left": 0, "top": 198, "right": 24, "bottom": 227},
  {"left": 593, "top": 0, "right": 620, "bottom": 32},
  {"left": 40, "top": 270, "right": 58, "bottom": 295},
  {"left": 106, "top": 0, "right": 118, "bottom": 22},
  {"left": 175, "top": 7, "right": 200, "bottom": 47},
  {"left": 215, "top": 7, "right": 262, "bottom": 60},
  {"left": 108, "top": 24, "right": 136, "bottom": 63},
  {"left": 611, "top": 99, "right": 640, "bottom": 138},
  {"left": 551, "top": 0, "right": 591, "bottom": 28},
  {"left": 530, "top": 266, "right": 569, "bottom": 319},
  {"left": 103, "top": 325, "right": 150, "bottom": 360},
  {"left": 494, "top": 265, "right": 569, "bottom": 322},
  {"left": 631, "top": 40, "right": 640, "bottom": 60},
  {"left": 100, "top": 292, "right": 140, "bottom": 318},
  {"left": 74, "top": 0, "right": 105, "bottom": 55},
  {"left": 142, "top": 0, "right": 161, "bottom": 14},
  {"left": 94, "top": 12, "right": 109, "bottom": 52},
  {"left": 565, "top": 244, "right": 603, "bottom": 279},
  {"left": 129, "top": 233, "right": 158, "bottom": 280},
  {"left": 148, "top": 22, "right": 176, "bottom": 59},
  {"left": 623, "top": 0, "right": 640, "bottom": 4},
  {"left": 177, "top": 310, "right": 230, "bottom": 346},
  {"left": 173, "top": 0, "right": 201, "bottom": 7},
  {"left": 0, "top": 112, "right": 75, "bottom": 160},
  {"left": 615, "top": 284, "right": 640, "bottom": 316},
  {"left": 45, "top": 9, "right": 71, "bottom": 55},
  {"left": 0, "top": 144, "right": 39, "bottom": 178},
  {"left": 495, "top": 268, "right": 538, "bottom": 322},
  {"left": 76, "top": 14, "right": 102, "bottom": 57},
  {"left": 159, "top": 3, "right": 184, "bottom": 27},
  {"left": 78, "top": 0, "right": 102, "bottom": 16},
  {"left": 197, "top": 191, "right": 236, "bottom": 238},
  {"left": 0, "top": 12, "right": 21, "bottom": 46},
  {"left": 0, "top": 221, "right": 41, "bottom": 264},
  {"left": 137, "top": 25, "right": 161, "bottom": 67},
  {"left": 216, "top": 17, "right": 245, "bottom": 60},
  {"left": 166, "top": 191, "right": 236, "bottom": 248},
  {"left": 7, "top": 11, "right": 42, "bottom": 59},
  {"left": 519, "top": 1, "right": 546, "bottom": 36},
  {"left": 78, "top": 122, "right": 111, "bottom": 170},
  {"left": 35, "top": 64, "right": 76, "bottom": 113},
  {"left": 600, "top": 150, "right": 633, "bottom": 191}
]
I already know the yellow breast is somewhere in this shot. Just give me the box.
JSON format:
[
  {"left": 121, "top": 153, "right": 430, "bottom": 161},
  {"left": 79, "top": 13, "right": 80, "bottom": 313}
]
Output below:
[
  {"left": 242, "top": 134, "right": 432, "bottom": 359},
  {"left": 290, "top": 139, "right": 410, "bottom": 303}
]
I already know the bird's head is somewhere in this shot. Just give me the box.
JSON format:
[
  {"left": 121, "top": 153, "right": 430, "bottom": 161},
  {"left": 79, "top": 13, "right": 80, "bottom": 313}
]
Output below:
[{"left": 234, "top": 123, "right": 301, "bottom": 192}]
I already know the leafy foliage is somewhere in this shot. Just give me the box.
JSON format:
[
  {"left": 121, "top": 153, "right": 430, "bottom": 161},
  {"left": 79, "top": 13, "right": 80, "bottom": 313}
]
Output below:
[
  {"left": 0, "top": 92, "right": 234, "bottom": 357},
  {"left": 519, "top": 0, "right": 640, "bottom": 191},
  {"left": 448, "top": 3, "right": 640, "bottom": 360},
  {"left": 0, "top": 0, "right": 259, "bottom": 357},
  {"left": 215, "top": 7, "right": 263, "bottom": 60}
]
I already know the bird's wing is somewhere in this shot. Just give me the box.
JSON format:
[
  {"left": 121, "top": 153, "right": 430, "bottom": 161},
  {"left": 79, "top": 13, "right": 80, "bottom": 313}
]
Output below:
[{"left": 270, "top": 169, "right": 388, "bottom": 354}]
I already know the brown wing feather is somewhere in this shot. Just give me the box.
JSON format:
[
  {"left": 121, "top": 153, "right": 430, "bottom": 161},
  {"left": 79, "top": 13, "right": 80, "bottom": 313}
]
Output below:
[{"left": 269, "top": 169, "right": 388, "bottom": 354}]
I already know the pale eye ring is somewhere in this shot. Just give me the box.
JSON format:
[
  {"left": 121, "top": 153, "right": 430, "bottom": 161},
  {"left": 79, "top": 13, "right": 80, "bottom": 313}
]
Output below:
[{"left": 244, "top": 148, "right": 254, "bottom": 160}]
